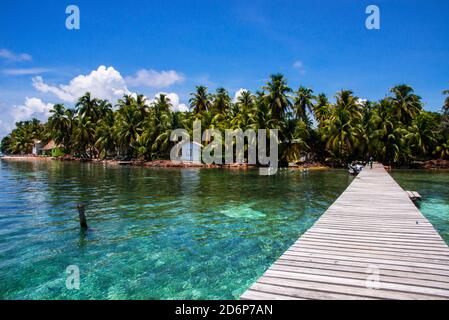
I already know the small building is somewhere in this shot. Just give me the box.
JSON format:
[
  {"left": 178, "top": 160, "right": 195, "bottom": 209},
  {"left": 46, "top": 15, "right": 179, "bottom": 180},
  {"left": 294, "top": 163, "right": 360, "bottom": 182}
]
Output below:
[
  {"left": 180, "top": 141, "right": 202, "bottom": 163},
  {"left": 32, "top": 140, "right": 45, "bottom": 156},
  {"left": 42, "top": 140, "right": 59, "bottom": 156}
]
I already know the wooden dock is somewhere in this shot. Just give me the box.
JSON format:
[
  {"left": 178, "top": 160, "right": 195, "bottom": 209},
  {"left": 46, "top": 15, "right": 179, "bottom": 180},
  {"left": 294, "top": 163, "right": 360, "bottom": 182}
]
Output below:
[{"left": 241, "top": 164, "right": 449, "bottom": 300}]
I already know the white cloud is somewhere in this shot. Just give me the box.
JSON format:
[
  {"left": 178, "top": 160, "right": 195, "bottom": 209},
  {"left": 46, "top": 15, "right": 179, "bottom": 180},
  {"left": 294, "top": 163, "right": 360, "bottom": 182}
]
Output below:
[
  {"left": 151, "top": 92, "right": 189, "bottom": 112},
  {"left": 33, "top": 65, "right": 132, "bottom": 103},
  {"left": 0, "top": 49, "right": 32, "bottom": 62},
  {"left": 357, "top": 98, "right": 368, "bottom": 106},
  {"left": 3, "top": 68, "right": 51, "bottom": 76},
  {"left": 10, "top": 97, "right": 54, "bottom": 122},
  {"left": 125, "top": 69, "right": 184, "bottom": 88},
  {"left": 293, "top": 60, "right": 306, "bottom": 74},
  {"left": 233, "top": 88, "right": 249, "bottom": 102}
]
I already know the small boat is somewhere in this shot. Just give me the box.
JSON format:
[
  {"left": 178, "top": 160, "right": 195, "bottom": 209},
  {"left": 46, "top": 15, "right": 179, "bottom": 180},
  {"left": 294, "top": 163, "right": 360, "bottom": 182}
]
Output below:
[{"left": 348, "top": 163, "right": 363, "bottom": 175}]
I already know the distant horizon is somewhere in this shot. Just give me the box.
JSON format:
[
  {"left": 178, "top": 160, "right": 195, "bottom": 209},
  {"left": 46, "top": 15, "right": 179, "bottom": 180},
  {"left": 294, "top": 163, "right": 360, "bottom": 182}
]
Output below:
[{"left": 1, "top": 0, "right": 448, "bottom": 138}]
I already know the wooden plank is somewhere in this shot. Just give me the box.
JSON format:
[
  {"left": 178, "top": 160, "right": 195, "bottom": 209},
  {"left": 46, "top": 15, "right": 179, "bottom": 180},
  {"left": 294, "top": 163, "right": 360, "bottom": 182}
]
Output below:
[
  {"left": 287, "top": 246, "right": 449, "bottom": 265},
  {"left": 282, "top": 251, "right": 449, "bottom": 272},
  {"left": 270, "top": 263, "right": 449, "bottom": 289},
  {"left": 262, "top": 271, "right": 449, "bottom": 298},
  {"left": 412, "top": 191, "right": 422, "bottom": 199},
  {"left": 274, "top": 260, "right": 449, "bottom": 283},
  {"left": 241, "top": 283, "right": 374, "bottom": 300},
  {"left": 278, "top": 254, "right": 449, "bottom": 277},
  {"left": 241, "top": 163, "right": 449, "bottom": 300},
  {"left": 310, "top": 227, "right": 442, "bottom": 240},
  {"left": 293, "top": 243, "right": 449, "bottom": 259},
  {"left": 302, "top": 234, "right": 448, "bottom": 247},
  {"left": 291, "top": 243, "right": 449, "bottom": 261},
  {"left": 257, "top": 276, "right": 444, "bottom": 300},
  {"left": 406, "top": 190, "right": 415, "bottom": 199},
  {"left": 240, "top": 290, "right": 301, "bottom": 300}
]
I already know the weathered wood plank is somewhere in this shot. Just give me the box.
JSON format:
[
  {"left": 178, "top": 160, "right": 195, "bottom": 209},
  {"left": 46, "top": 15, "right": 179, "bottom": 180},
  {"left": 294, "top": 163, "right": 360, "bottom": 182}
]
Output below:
[
  {"left": 241, "top": 164, "right": 449, "bottom": 300},
  {"left": 270, "top": 263, "right": 449, "bottom": 289},
  {"left": 274, "top": 260, "right": 449, "bottom": 283},
  {"left": 287, "top": 247, "right": 449, "bottom": 265},
  {"left": 295, "top": 238, "right": 449, "bottom": 254}
]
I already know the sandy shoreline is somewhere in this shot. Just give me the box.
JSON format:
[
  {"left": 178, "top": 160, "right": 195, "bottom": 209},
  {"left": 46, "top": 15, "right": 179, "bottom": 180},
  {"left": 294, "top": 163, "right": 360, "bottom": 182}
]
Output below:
[
  {"left": 1, "top": 155, "right": 54, "bottom": 161},
  {"left": 0, "top": 155, "right": 329, "bottom": 170},
  {"left": 4, "top": 155, "right": 447, "bottom": 170}
]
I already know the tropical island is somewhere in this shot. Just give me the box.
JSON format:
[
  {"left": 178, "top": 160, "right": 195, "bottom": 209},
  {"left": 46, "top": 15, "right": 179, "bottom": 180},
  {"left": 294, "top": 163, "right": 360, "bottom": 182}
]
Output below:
[
  {"left": 2, "top": 0, "right": 449, "bottom": 302},
  {"left": 1, "top": 74, "right": 449, "bottom": 168}
]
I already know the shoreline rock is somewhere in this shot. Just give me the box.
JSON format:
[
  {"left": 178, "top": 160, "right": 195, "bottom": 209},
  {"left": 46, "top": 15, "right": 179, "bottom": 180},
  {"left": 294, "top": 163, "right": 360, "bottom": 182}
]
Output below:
[
  {"left": 1, "top": 155, "right": 329, "bottom": 170},
  {"left": 6, "top": 155, "right": 447, "bottom": 170},
  {"left": 421, "top": 159, "right": 449, "bottom": 169}
]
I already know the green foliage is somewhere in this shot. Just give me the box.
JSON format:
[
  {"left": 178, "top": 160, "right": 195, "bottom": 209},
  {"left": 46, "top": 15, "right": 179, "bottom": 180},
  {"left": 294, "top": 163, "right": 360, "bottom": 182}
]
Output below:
[
  {"left": 51, "top": 147, "right": 66, "bottom": 157},
  {"left": 2, "top": 77, "right": 448, "bottom": 166},
  {"left": 1, "top": 135, "right": 12, "bottom": 154},
  {"left": 2, "top": 119, "right": 45, "bottom": 154}
]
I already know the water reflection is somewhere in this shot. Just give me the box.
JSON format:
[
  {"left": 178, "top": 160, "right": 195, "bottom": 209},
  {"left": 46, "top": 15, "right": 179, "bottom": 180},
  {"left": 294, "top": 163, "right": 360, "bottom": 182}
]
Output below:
[{"left": 0, "top": 160, "right": 352, "bottom": 299}]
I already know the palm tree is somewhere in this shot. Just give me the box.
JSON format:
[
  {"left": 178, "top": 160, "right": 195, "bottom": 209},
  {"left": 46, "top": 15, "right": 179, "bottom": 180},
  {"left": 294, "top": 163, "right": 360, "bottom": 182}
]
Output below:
[
  {"left": 73, "top": 116, "right": 96, "bottom": 157},
  {"left": 139, "top": 94, "right": 174, "bottom": 159},
  {"left": 253, "top": 90, "right": 270, "bottom": 130},
  {"left": 321, "top": 90, "right": 363, "bottom": 163},
  {"left": 434, "top": 140, "right": 449, "bottom": 159},
  {"left": 190, "top": 86, "right": 211, "bottom": 115},
  {"left": 97, "top": 99, "right": 113, "bottom": 119},
  {"left": 236, "top": 90, "right": 254, "bottom": 112},
  {"left": 7, "top": 119, "right": 45, "bottom": 154},
  {"left": 405, "top": 111, "right": 438, "bottom": 159},
  {"left": 8, "top": 122, "right": 31, "bottom": 154},
  {"left": 3, "top": 74, "right": 448, "bottom": 165},
  {"left": 390, "top": 85, "right": 422, "bottom": 125},
  {"left": 263, "top": 74, "right": 292, "bottom": 122},
  {"left": 0, "top": 135, "right": 12, "bottom": 154},
  {"left": 153, "top": 93, "right": 172, "bottom": 114},
  {"left": 293, "top": 86, "right": 314, "bottom": 122},
  {"left": 95, "top": 109, "right": 116, "bottom": 158},
  {"left": 76, "top": 92, "right": 100, "bottom": 122},
  {"left": 114, "top": 97, "right": 143, "bottom": 159},
  {"left": 281, "top": 118, "right": 310, "bottom": 163},
  {"left": 212, "top": 87, "right": 232, "bottom": 116},
  {"left": 313, "top": 93, "right": 331, "bottom": 127},
  {"left": 369, "top": 99, "right": 407, "bottom": 164},
  {"left": 231, "top": 90, "right": 257, "bottom": 130},
  {"left": 359, "top": 100, "right": 375, "bottom": 159},
  {"left": 135, "top": 94, "right": 149, "bottom": 121},
  {"left": 443, "top": 89, "right": 449, "bottom": 115},
  {"left": 441, "top": 89, "right": 449, "bottom": 136},
  {"left": 47, "top": 104, "right": 74, "bottom": 150}
]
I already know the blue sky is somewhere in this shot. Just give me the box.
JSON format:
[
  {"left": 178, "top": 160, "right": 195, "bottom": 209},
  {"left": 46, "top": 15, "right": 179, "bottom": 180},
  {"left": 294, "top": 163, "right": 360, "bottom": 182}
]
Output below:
[{"left": 0, "top": 0, "right": 448, "bottom": 138}]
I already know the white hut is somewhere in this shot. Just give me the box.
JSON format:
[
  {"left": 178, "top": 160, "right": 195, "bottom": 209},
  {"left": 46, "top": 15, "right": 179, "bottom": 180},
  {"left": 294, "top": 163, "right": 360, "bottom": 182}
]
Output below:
[
  {"left": 32, "top": 140, "right": 45, "bottom": 156},
  {"left": 180, "top": 141, "right": 202, "bottom": 163}
]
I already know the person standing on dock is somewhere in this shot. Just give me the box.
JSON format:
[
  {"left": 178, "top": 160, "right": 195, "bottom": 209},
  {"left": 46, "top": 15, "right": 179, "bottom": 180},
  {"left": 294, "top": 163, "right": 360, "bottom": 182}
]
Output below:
[{"left": 369, "top": 156, "right": 373, "bottom": 169}]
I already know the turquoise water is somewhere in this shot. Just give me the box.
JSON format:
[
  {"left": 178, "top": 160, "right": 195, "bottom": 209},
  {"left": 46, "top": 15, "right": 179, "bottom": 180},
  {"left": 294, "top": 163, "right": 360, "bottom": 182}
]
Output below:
[
  {"left": 391, "top": 170, "right": 449, "bottom": 244},
  {"left": 0, "top": 160, "right": 352, "bottom": 300}
]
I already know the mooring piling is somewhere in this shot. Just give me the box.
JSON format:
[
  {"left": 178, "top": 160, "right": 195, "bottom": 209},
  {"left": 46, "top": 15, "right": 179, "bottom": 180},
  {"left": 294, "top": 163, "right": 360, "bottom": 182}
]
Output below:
[{"left": 77, "top": 204, "right": 88, "bottom": 229}]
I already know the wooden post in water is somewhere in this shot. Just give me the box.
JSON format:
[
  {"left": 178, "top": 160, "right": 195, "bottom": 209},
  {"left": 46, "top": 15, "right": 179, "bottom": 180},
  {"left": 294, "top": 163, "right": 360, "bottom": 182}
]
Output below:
[{"left": 77, "top": 204, "right": 88, "bottom": 229}]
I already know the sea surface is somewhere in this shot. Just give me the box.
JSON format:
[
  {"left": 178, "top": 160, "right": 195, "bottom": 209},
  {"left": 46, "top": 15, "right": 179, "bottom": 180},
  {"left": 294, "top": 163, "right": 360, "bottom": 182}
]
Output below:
[
  {"left": 1, "top": 160, "right": 447, "bottom": 299},
  {"left": 391, "top": 169, "right": 449, "bottom": 245}
]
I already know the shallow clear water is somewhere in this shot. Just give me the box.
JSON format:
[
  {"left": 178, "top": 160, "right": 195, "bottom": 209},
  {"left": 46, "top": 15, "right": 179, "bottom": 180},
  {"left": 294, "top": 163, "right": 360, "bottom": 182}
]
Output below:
[
  {"left": 0, "top": 160, "right": 353, "bottom": 299},
  {"left": 391, "top": 170, "right": 449, "bottom": 245}
]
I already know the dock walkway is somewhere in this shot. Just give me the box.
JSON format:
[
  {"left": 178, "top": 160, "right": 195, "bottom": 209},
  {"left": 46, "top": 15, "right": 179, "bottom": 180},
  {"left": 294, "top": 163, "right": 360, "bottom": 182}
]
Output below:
[{"left": 241, "top": 164, "right": 449, "bottom": 300}]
